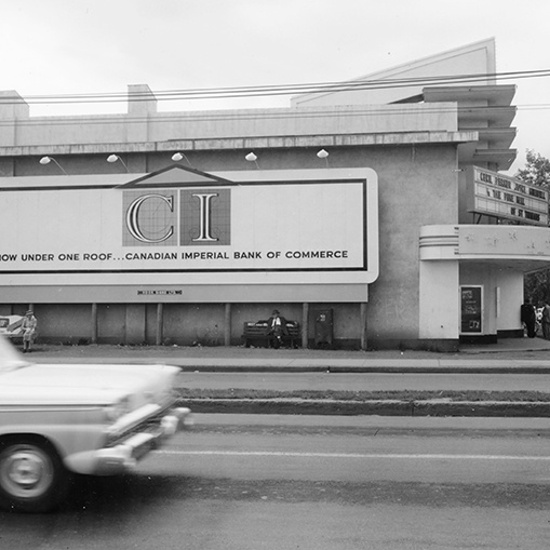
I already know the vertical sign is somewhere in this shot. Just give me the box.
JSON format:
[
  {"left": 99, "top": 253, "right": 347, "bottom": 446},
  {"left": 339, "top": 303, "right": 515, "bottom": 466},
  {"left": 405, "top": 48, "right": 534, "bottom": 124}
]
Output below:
[{"left": 461, "top": 286, "right": 483, "bottom": 334}]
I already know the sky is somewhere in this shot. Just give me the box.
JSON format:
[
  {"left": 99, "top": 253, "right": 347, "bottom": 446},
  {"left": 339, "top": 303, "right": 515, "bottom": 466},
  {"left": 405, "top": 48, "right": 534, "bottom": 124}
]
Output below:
[{"left": 1, "top": 0, "right": 549, "bottom": 174}]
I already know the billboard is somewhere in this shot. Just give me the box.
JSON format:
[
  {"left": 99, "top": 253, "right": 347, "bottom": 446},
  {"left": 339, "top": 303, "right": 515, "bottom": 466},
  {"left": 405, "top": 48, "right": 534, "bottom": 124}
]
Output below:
[{"left": 0, "top": 167, "right": 378, "bottom": 291}]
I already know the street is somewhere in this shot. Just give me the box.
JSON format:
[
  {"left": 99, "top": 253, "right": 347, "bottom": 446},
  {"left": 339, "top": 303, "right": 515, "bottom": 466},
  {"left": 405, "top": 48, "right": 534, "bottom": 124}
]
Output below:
[
  {"left": 2, "top": 414, "right": 550, "bottom": 549},
  {"left": 179, "top": 371, "right": 550, "bottom": 392}
]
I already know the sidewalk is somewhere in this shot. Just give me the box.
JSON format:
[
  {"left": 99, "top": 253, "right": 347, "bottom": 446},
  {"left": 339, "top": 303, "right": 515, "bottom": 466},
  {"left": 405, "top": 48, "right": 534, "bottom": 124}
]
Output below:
[{"left": 27, "top": 336, "right": 550, "bottom": 373}]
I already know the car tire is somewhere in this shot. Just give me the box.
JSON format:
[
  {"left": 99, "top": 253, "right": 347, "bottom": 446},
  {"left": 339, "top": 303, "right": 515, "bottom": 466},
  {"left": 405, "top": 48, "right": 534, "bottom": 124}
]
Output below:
[{"left": 0, "top": 438, "right": 70, "bottom": 513}]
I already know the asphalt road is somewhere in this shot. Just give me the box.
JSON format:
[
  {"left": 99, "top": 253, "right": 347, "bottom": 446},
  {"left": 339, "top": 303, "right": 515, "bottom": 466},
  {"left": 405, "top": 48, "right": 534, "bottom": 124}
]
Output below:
[
  {"left": 3, "top": 415, "right": 550, "bottom": 550},
  {"left": 179, "top": 371, "right": 550, "bottom": 392}
]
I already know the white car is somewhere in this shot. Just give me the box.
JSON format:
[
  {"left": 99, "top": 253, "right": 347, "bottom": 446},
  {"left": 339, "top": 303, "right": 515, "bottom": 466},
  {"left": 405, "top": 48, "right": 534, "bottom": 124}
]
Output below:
[
  {"left": 0, "top": 335, "right": 191, "bottom": 513},
  {"left": 0, "top": 315, "right": 25, "bottom": 341}
]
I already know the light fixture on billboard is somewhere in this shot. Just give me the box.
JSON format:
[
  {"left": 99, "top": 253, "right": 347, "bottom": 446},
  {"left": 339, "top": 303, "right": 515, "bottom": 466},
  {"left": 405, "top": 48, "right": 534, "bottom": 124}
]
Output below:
[
  {"left": 171, "top": 152, "right": 192, "bottom": 165},
  {"left": 39, "top": 156, "right": 68, "bottom": 175},
  {"left": 316, "top": 149, "right": 329, "bottom": 167},
  {"left": 245, "top": 151, "right": 259, "bottom": 169},
  {"left": 107, "top": 154, "right": 129, "bottom": 172}
]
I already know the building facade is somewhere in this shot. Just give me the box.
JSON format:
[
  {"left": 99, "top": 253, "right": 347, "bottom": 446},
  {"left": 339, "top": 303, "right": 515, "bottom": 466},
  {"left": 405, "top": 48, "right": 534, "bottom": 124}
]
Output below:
[{"left": 0, "top": 38, "right": 547, "bottom": 350}]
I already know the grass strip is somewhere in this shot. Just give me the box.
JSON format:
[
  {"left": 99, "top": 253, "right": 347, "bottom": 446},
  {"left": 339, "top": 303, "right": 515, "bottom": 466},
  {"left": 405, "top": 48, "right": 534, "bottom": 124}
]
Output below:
[{"left": 177, "top": 389, "right": 550, "bottom": 402}]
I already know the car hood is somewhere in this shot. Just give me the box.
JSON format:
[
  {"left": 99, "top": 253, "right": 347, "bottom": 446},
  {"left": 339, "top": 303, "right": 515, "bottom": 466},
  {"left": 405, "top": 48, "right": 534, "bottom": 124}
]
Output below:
[{"left": 0, "top": 362, "right": 181, "bottom": 407}]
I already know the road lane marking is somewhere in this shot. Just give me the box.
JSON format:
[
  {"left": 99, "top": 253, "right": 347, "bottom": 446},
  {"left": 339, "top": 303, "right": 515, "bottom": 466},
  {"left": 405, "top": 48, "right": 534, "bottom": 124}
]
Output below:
[{"left": 158, "top": 450, "right": 550, "bottom": 461}]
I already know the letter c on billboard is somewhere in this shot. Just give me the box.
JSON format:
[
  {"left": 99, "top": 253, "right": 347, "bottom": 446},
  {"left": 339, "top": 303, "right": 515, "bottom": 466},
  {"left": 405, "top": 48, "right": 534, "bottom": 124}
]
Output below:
[{"left": 126, "top": 194, "right": 174, "bottom": 243}]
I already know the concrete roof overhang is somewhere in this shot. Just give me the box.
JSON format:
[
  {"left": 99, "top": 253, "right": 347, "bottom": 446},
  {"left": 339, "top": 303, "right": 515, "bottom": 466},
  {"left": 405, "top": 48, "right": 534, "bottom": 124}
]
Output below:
[
  {"left": 475, "top": 127, "right": 516, "bottom": 149},
  {"left": 423, "top": 84, "right": 517, "bottom": 169},
  {"left": 423, "top": 85, "right": 516, "bottom": 107},
  {"left": 457, "top": 258, "right": 550, "bottom": 274},
  {"left": 0, "top": 131, "right": 478, "bottom": 159},
  {"left": 456, "top": 105, "right": 516, "bottom": 127},
  {"left": 420, "top": 225, "right": 550, "bottom": 274},
  {"left": 457, "top": 143, "right": 517, "bottom": 170},
  {"left": 471, "top": 148, "right": 518, "bottom": 170},
  {"left": 457, "top": 128, "right": 517, "bottom": 169}
]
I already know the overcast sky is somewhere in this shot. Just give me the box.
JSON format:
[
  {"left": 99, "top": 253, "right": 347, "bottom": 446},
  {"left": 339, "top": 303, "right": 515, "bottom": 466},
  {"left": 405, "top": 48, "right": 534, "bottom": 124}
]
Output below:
[{"left": 2, "top": 0, "right": 549, "bottom": 174}]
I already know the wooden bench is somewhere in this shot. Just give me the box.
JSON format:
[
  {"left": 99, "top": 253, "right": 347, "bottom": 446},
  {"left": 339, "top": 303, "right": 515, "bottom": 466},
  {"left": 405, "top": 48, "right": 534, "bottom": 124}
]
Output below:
[{"left": 242, "top": 320, "right": 301, "bottom": 348}]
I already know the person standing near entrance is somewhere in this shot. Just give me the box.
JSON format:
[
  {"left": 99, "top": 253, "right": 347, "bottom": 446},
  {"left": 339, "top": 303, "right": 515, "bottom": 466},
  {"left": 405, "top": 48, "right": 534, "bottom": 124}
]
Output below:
[
  {"left": 21, "top": 310, "right": 37, "bottom": 352},
  {"left": 521, "top": 299, "right": 537, "bottom": 338},
  {"left": 542, "top": 302, "right": 550, "bottom": 340}
]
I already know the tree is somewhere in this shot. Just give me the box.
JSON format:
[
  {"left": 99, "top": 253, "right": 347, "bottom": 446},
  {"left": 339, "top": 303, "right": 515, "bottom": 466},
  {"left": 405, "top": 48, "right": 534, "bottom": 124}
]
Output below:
[
  {"left": 524, "top": 269, "right": 550, "bottom": 306},
  {"left": 516, "top": 150, "right": 550, "bottom": 187},
  {"left": 517, "top": 150, "right": 550, "bottom": 304}
]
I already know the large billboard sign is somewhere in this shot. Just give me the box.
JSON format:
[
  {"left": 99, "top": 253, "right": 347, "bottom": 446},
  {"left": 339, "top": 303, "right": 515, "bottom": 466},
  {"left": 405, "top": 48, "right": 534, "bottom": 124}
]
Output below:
[
  {"left": 0, "top": 167, "right": 378, "bottom": 290},
  {"left": 466, "top": 166, "right": 548, "bottom": 226}
]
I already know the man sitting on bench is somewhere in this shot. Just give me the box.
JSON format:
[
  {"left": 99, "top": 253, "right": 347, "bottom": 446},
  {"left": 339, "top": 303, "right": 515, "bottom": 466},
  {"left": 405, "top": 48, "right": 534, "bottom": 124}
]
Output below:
[{"left": 266, "top": 309, "right": 288, "bottom": 349}]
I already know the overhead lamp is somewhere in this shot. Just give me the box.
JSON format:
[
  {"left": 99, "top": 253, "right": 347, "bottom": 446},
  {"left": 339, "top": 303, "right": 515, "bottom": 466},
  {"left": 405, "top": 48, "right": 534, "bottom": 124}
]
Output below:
[
  {"left": 171, "top": 152, "right": 192, "bottom": 165},
  {"left": 39, "top": 156, "right": 68, "bottom": 175},
  {"left": 245, "top": 151, "right": 259, "bottom": 169},
  {"left": 107, "top": 154, "right": 129, "bottom": 172},
  {"left": 316, "top": 149, "right": 329, "bottom": 167}
]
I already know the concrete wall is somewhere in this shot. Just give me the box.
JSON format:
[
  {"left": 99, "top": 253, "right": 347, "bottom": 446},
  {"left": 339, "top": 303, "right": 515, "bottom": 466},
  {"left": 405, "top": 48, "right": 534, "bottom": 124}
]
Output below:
[
  {"left": 0, "top": 103, "right": 458, "bottom": 150},
  {"left": 18, "top": 301, "right": 364, "bottom": 348},
  {"left": 363, "top": 144, "right": 458, "bottom": 347},
  {"left": 495, "top": 269, "right": 524, "bottom": 334},
  {"left": 419, "top": 260, "right": 460, "bottom": 343},
  {"left": 162, "top": 304, "right": 225, "bottom": 346},
  {"left": 33, "top": 304, "right": 92, "bottom": 344},
  {"left": 97, "top": 304, "right": 126, "bottom": 344}
]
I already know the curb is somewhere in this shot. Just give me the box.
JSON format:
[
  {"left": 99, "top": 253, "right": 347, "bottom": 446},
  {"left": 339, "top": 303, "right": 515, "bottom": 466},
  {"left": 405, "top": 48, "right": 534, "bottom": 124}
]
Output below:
[
  {"left": 176, "top": 398, "right": 550, "bottom": 417},
  {"left": 177, "top": 365, "right": 550, "bottom": 374}
]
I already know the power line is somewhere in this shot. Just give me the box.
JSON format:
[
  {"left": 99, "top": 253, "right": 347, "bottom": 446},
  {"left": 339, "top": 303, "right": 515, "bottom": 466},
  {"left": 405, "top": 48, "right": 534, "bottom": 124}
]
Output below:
[{"left": 0, "top": 68, "right": 549, "bottom": 106}]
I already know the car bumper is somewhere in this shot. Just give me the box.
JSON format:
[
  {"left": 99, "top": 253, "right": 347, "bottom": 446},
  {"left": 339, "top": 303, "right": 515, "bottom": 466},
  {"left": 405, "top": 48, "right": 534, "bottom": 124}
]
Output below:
[{"left": 64, "top": 407, "right": 193, "bottom": 476}]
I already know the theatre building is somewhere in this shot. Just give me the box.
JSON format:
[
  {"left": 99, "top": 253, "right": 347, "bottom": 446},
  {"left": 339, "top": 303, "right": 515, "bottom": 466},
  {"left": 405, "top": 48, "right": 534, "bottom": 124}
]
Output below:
[{"left": 0, "top": 38, "right": 548, "bottom": 351}]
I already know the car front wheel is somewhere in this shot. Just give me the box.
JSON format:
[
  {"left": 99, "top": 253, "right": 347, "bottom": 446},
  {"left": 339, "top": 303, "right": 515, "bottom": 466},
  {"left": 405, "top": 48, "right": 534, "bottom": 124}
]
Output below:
[{"left": 0, "top": 439, "right": 69, "bottom": 513}]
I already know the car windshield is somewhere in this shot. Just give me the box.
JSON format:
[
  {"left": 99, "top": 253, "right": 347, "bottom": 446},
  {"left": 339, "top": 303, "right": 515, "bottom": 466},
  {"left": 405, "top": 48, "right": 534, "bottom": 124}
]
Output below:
[{"left": 0, "top": 334, "right": 30, "bottom": 372}]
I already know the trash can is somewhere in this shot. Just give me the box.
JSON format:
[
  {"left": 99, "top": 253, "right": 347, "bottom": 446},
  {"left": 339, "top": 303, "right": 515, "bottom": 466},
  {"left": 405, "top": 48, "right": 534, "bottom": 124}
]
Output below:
[{"left": 314, "top": 308, "right": 333, "bottom": 348}]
